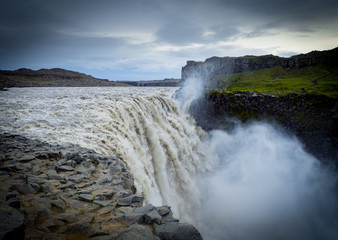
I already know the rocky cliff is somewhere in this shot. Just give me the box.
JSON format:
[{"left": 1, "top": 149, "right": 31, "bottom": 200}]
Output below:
[
  {"left": 181, "top": 48, "right": 338, "bottom": 164},
  {"left": 0, "top": 68, "right": 128, "bottom": 88},
  {"left": 0, "top": 134, "right": 202, "bottom": 240},
  {"left": 182, "top": 47, "right": 338, "bottom": 89},
  {"left": 189, "top": 91, "right": 338, "bottom": 164}
]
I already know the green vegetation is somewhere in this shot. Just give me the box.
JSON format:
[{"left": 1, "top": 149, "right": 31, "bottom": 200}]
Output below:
[{"left": 216, "top": 65, "right": 338, "bottom": 97}]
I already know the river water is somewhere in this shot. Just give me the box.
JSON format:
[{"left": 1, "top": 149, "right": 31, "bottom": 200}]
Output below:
[{"left": 1, "top": 87, "right": 337, "bottom": 240}]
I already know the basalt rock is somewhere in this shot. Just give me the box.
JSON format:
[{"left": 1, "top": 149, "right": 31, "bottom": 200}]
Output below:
[
  {"left": 0, "top": 204, "right": 25, "bottom": 240},
  {"left": 155, "top": 222, "right": 203, "bottom": 240},
  {"left": 189, "top": 91, "right": 338, "bottom": 164},
  {"left": 0, "top": 134, "right": 203, "bottom": 239}
]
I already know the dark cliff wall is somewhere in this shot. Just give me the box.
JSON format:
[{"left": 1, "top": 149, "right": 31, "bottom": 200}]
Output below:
[
  {"left": 181, "top": 48, "right": 338, "bottom": 163},
  {"left": 182, "top": 48, "right": 338, "bottom": 88},
  {"left": 189, "top": 92, "right": 338, "bottom": 163}
]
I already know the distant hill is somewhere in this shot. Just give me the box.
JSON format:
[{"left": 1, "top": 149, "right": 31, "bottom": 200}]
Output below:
[{"left": 0, "top": 68, "right": 129, "bottom": 88}]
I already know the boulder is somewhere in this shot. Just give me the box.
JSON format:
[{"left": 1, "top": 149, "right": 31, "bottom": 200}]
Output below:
[
  {"left": 91, "top": 224, "right": 160, "bottom": 240},
  {"left": 144, "top": 210, "right": 162, "bottom": 224},
  {"left": 155, "top": 222, "right": 203, "bottom": 240},
  {"left": 0, "top": 204, "right": 25, "bottom": 240},
  {"left": 63, "top": 221, "right": 108, "bottom": 237},
  {"left": 117, "top": 195, "right": 143, "bottom": 206}
]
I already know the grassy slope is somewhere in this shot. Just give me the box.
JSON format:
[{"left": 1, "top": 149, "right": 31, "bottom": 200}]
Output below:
[{"left": 216, "top": 65, "right": 338, "bottom": 97}]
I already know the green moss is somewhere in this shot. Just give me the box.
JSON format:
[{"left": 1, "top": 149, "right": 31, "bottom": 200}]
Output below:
[{"left": 217, "top": 65, "right": 338, "bottom": 98}]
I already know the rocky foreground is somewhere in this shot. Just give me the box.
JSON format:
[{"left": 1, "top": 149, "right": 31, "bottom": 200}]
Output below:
[{"left": 0, "top": 134, "right": 202, "bottom": 240}]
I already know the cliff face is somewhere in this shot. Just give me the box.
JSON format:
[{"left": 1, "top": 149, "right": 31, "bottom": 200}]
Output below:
[
  {"left": 181, "top": 48, "right": 338, "bottom": 163},
  {"left": 189, "top": 92, "right": 338, "bottom": 163},
  {"left": 182, "top": 47, "right": 338, "bottom": 88}
]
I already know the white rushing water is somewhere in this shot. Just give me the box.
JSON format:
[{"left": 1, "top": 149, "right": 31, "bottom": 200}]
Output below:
[
  {"left": 0, "top": 87, "right": 214, "bottom": 222},
  {"left": 1, "top": 86, "right": 337, "bottom": 240}
]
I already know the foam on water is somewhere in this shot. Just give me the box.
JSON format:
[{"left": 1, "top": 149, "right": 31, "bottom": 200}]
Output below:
[
  {"left": 0, "top": 87, "right": 213, "bottom": 222},
  {"left": 1, "top": 86, "right": 337, "bottom": 239}
]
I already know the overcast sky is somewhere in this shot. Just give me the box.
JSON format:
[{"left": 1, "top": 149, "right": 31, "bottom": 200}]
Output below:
[{"left": 1, "top": 0, "right": 337, "bottom": 80}]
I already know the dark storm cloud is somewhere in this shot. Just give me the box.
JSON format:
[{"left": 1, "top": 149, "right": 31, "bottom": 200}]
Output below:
[{"left": 0, "top": 0, "right": 337, "bottom": 79}]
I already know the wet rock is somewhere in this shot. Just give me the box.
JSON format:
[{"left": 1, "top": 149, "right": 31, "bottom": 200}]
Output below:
[
  {"left": 76, "top": 166, "right": 95, "bottom": 175},
  {"left": 57, "top": 166, "right": 74, "bottom": 172},
  {"left": 92, "top": 224, "right": 160, "bottom": 240},
  {"left": 43, "top": 232, "right": 66, "bottom": 240},
  {"left": 47, "top": 152, "right": 61, "bottom": 159},
  {"left": 96, "top": 205, "right": 115, "bottom": 215},
  {"left": 59, "top": 182, "right": 76, "bottom": 190},
  {"left": 37, "top": 218, "right": 57, "bottom": 232},
  {"left": 63, "top": 221, "right": 108, "bottom": 237},
  {"left": 51, "top": 199, "right": 66, "bottom": 211},
  {"left": 115, "top": 208, "right": 145, "bottom": 224},
  {"left": 117, "top": 195, "right": 144, "bottom": 207},
  {"left": 77, "top": 194, "right": 95, "bottom": 203},
  {"left": 47, "top": 170, "right": 64, "bottom": 181},
  {"left": 32, "top": 166, "right": 42, "bottom": 175},
  {"left": 92, "top": 188, "right": 116, "bottom": 199},
  {"left": 144, "top": 210, "right": 162, "bottom": 224},
  {"left": 93, "top": 200, "right": 111, "bottom": 207},
  {"left": 134, "top": 204, "right": 155, "bottom": 214},
  {"left": 97, "top": 176, "right": 113, "bottom": 185},
  {"left": 156, "top": 206, "right": 171, "bottom": 216},
  {"left": 53, "top": 213, "right": 77, "bottom": 223},
  {"left": 7, "top": 197, "right": 20, "bottom": 209},
  {"left": 68, "top": 174, "right": 84, "bottom": 183},
  {"left": 0, "top": 134, "right": 201, "bottom": 240},
  {"left": 0, "top": 204, "right": 25, "bottom": 240},
  {"left": 155, "top": 222, "right": 203, "bottom": 240},
  {"left": 18, "top": 154, "right": 35, "bottom": 163},
  {"left": 11, "top": 183, "right": 37, "bottom": 194},
  {"left": 25, "top": 228, "right": 45, "bottom": 240}
]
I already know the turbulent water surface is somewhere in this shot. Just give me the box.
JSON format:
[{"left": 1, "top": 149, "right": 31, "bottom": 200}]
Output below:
[{"left": 1, "top": 86, "right": 337, "bottom": 240}]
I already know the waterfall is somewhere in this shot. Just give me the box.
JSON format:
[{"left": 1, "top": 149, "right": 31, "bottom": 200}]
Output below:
[
  {"left": 1, "top": 86, "right": 337, "bottom": 239},
  {"left": 0, "top": 87, "right": 213, "bottom": 222}
]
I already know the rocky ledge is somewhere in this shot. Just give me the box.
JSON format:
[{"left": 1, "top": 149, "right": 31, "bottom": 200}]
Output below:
[
  {"left": 0, "top": 134, "right": 202, "bottom": 240},
  {"left": 189, "top": 91, "right": 338, "bottom": 164}
]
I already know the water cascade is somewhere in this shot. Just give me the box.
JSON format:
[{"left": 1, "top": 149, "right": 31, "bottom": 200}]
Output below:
[{"left": 1, "top": 86, "right": 337, "bottom": 240}]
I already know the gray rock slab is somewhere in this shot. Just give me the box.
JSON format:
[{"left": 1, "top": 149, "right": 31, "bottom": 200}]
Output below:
[
  {"left": 53, "top": 213, "right": 77, "bottom": 223},
  {"left": 77, "top": 194, "right": 95, "bottom": 203},
  {"left": 76, "top": 166, "right": 95, "bottom": 175},
  {"left": 11, "top": 183, "right": 37, "bottom": 194},
  {"left": 117, "top": 195, "right": 144, "bottom": 206},
  {"left": 18, "top": 154, "right": 35, "bottom": 163},
  {"left": 134, "top": 204, "right": 155, "bottom": 214},
  {"left": 92, "top": 224, "right": 160, "bottom": 240},
  {"left": 0, "top": 204, "right": 25, "bottom": 240},
  {"left": 144, "top": 210, "right": 162, "bottom": 224},
  {"left": 57, "top": 165, "right": 74, "bottom": 172},
  {"left": 47, "top": 170, "right": 64, "bottom": 181},
  {"left": 63, "top": 221, "right": 108, "bottom": 237},
  {"left": 92, "top": 188, "right": 116, "bottom": 199},
  {"left": 68, "top": 174, "right": 85, "bottom": 183},
  {"left": 155, "top": 222, "right": 203, "bottom": 240},
  {"left": 59, "top": 182, "right": 76, "bottom": 190},
  {"left": 51, "top": 199, "right": 66, "bottom": 211},
  {"left": 156, "top": 206, "right": 171, "bottom": 216}
]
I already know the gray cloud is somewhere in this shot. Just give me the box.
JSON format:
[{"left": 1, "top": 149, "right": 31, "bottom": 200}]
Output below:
[{"left": 0, "top": 0, "right": 337, "bottom": 80}]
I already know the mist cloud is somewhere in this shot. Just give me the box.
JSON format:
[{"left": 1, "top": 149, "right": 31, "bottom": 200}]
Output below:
[{"left": 195, "top": 123, "right": 338, "bottom": 240}]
